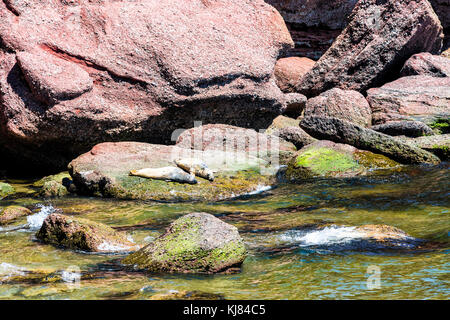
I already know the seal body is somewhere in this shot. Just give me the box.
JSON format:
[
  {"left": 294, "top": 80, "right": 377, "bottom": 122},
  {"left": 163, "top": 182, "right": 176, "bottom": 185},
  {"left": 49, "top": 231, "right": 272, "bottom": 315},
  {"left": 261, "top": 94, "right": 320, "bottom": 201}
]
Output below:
[
  {"left": 175, "top": 158, "right": 215, "bottom": 181},
  {"left": 129, "top": 167, "right": 197, "bottom": 184}
]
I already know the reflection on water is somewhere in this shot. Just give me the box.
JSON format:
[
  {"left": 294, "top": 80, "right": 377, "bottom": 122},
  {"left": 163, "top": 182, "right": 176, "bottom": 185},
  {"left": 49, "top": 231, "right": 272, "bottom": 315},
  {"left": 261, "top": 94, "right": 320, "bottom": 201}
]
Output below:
[{"left": 0, "top": 164, "right": 449, "bottom": 299}]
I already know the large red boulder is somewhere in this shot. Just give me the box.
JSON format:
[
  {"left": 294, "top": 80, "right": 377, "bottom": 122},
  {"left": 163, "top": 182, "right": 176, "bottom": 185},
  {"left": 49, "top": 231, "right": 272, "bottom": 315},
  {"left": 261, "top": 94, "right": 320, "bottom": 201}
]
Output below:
[
  {"left": 296, "top": 0, "right": 444, "bottom": 97},
  {"left": 367, "top": 76, "right": 450, "bottom": 125},
  {"left": 0, "top": 0, "right": 293, "bottom": 172},
  {"left": 274, "top": 57, "right": 316, "bottom": 93}
]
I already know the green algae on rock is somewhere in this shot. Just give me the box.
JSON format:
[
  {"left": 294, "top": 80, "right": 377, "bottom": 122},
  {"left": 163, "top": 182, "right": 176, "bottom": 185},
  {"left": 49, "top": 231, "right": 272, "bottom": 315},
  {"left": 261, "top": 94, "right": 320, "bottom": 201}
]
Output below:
[
  {"left": 285, "top": 140, "right": 399, "bottom": 180},
  {"left": 69, "top": 142, "right": 276, "bottom": 202},
  {"left": 36, "top": 213, "right": 137, "bottom": 253},
  {"left": 0, "top": 182, "right": 14, "bottom": 199},
  {"left": 122, "top": 212, "right": 247, "bottom": 274},
  {"left": 40, "top": 181, "right": 69, "bottom": 198},
  {"left": 394, "top": 134, "right": 450, "bottom": 160},
  {"left": 0, "top": 206, "right": 32, "bottom": 225}
]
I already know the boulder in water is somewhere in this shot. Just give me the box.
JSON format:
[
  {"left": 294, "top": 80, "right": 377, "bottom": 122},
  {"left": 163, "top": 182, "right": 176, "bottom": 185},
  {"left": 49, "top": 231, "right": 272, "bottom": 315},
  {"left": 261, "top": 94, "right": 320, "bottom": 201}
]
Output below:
[
  {"left": 0, "top": 206, "right": 32, "bottom": 225},
  {"left": 0, "top": 182, "right": 14, "bottom": 199},
  {"left": 122, "top": 212, "right": 247, "bottom": 274}
]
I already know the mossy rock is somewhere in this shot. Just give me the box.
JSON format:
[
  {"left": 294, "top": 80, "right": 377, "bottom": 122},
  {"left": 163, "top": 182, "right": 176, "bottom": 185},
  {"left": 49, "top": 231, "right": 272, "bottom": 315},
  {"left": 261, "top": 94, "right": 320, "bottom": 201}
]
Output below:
[
  {"left": 36, "top": 213, "right": 137, "bottom": 252},
  {"left": 285, "top": 140, "right": 399, "bottom": 180},
  {"left": 40, "top": 181, "right": 69, "bottom": 198},
  {"left": 429, "top": 118, "right": 450, "bottom": 135},
  {"left": 122, "top": 212, "right": 247, "bottom": 274},
  {"left": 394, "top": 134, "right": 450, "bottom": 161},
  {"left": 0, "top": 182, "right": 14, "bottom": 199},
  {"left": 33, "top": 172, "right": 71, "bottom": 187},
  {"left": 0, "top": 206, "right": 32, "bottom": 225},
  {"left": 69, "top": 142, "right": 277, "bottom": 202}
]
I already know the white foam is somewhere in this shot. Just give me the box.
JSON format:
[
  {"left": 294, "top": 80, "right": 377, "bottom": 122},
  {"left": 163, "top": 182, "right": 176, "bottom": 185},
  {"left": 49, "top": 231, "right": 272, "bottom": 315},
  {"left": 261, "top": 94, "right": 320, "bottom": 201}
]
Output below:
[
  {"left": 280, "top": 226, "right": 366, "bottom": 246},
  {"left": 0, "top": 262, "right": 26, "bottom": 280},
  {"left": 97, "top": 241, "right": 130, "bottom": 252},
  {"left": 247, "top": 185, "right": 272, "bottom": 196},
  {"left": 27, "top": 204, "right": 56, "bottom": 231},
  {"left": 61, "top": 270, "right": 81, "bottom": 283}
]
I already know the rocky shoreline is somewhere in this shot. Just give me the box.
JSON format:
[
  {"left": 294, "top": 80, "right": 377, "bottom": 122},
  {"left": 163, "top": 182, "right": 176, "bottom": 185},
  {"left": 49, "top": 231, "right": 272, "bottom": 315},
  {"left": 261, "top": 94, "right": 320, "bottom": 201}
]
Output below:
[{"left": 0, "top": 0, "right": 449, "bottom": 292}]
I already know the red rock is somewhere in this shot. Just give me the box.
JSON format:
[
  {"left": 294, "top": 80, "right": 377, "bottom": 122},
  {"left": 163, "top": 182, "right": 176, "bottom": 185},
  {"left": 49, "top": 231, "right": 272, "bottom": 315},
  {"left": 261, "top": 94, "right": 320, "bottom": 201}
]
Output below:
[
  {"left": 297, "top": 0, "right": 444, "bottom": 97},
  {"left": 303, "top": 88, "right": 372, "bottom": 127},
  {"left": 274, "top": 57, "right": 315, "bottom": 93},
  {"left": 367, "top": 76, "right": 450, "bottom": 125},
  {"left": 265, "top": 0, "right": 358, "bottom": 30},
  {"left": 400, "top": 52, "right": 450, "bottom": 77},
  {"left": 0, "top": 0, "right": 293, "bottom": 172}
]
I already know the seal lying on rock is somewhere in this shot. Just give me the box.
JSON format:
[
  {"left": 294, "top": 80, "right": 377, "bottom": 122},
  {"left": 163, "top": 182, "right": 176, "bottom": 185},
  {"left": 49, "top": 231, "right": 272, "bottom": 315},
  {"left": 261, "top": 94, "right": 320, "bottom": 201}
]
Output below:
[
  {"left": 175, "top": 158, "right": 215, "bottom": 181},
  {"left": 129, "top": 167, "right": 197, "bottom": 184}
]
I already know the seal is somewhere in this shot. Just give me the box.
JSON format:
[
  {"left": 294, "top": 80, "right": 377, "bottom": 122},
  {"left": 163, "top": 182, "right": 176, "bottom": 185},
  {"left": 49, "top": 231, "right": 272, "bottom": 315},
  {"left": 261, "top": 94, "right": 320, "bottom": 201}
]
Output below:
[
  {"left": 129, "top": 167, "right": 197, "bottom": 184},
  {"left": 175, "top": 158, "right": 215, "bottom": 181}
]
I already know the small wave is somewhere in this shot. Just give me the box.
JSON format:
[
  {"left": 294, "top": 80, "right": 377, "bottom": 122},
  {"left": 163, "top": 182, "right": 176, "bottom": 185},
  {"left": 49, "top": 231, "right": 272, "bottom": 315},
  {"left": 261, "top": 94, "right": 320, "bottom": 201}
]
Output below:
[
  {"left": 97, "top": 241, "right": 131, "bottom": 252},
  {"left": 280, "top": 226, "right": 367, "bottom": 246},
  {"left": 0, "top": 262, "right": 26, "bottom": 280},
  {"left": 27, "top": 204, "right": 56, "bottom": 231},
  {"left": 247, "top": 185, "right": 272, "bottom": 196}
]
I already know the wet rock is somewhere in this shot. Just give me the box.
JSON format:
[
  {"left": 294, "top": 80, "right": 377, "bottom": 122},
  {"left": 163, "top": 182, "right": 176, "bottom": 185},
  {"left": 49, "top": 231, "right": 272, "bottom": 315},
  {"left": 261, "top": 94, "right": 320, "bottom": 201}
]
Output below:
[
  {"left": 297, "top": 0, "right": 443, "bottom": 96},
  {"left": 176, "top": 124, "right": 297, "bottom": 165},
  {"left": 400, "top": 52, "right": 450, "bottom": 77},
  {"left": 429, "top": 118, "right": 450, "bottom": 134},
  {"left": 36, "top": 213, "right": 137, "bottom": 253},
  {"left": 40, "top": 181, "right": 69, "bottom": 198},
  {"left": 122, "top": 212, "right": 247, "bottom": 274},
  {"left": 0, "top": 0, "right": 293, "bottom": 172},
  {"left": 367, "top": 76, "right": 450, "bottom": 125},
  {"left": 68, "top": 142, "right": 275, "bottom": 202},
  {"left": 371, "top": 121, "right": 435, "bottom": 138},
  {"left": 0, "top": 206, "right": 32, "bottom": 225},
  {"left": 0, "top": 182, "right": 14, "bottom": 199},
  {"left": 149, "top": 290, "right": 225, "bottom": 300},
  {"left": 354, "top": 225, "right": 420, "bottom": 249},
  {"left": 303, "top": 88, "right": 372, "bottom": 127},
  {"left": 300, "top": 116, "right": 441, "bottom": 165},
  {"left": 274, "top": 57, "right": 315, "bottom": 93},
  {"left": 285, "top": 140, "right": 399, "bottom": 180},
  {"left": 394, "top": 134, "right": 450, "bottom": 160}
]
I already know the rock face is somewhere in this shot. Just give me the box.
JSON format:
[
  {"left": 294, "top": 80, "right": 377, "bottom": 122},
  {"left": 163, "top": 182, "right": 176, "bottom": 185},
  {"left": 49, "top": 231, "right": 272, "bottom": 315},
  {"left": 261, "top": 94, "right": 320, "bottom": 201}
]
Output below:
[
  {"left": 265, "top": 0, "right": 358, "bottom": 30},
  {"left": 400, "top": 52, "right": 450, "bottom": 77},
  {"left": 371, "top": 121, "right": 435, "bottom": 138},
  {"left": 303, "top": 88, "right": 372, "bottom": 127},
  {"left": 36, "top": 213, "right": 136, "bottom": 252},
  {"left": 395, "top": 134, "right": 450, "bottom": 160},
  {"left": 285, "top": 140, "right": 398, "bottom": 180},
  {"left": 0, "top": 206, "right": 32, "bottom": 225},
  {"left": 175, "top": 124, "right": 297, "bottom": 165},
  {"left": 122, "top": 212, "right": 247, "bottom": 274},
  {"left": 274, "top": 57, "right": 315, "bottom": 93},
  {"left": 367, "top": 76, "right": 450, "bottom": 125},
  {"left": 0, "top": 0, "right": 293, "bottom": 172},
  {"left": 297, "top": 0, "right": 444, "bottom": 96},
  {"left": 69, "top": 142, "right": 276, "bottom": 202},
  {"left": 300, "top": 116, "right": 441, "bottom": 164}
]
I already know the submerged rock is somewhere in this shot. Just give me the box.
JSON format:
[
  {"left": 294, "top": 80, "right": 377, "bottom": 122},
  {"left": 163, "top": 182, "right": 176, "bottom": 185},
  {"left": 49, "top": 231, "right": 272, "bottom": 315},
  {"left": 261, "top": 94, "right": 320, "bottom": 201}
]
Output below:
[
  {"left": 0, "top": 206, "right": 32, "bottom": 225},
  {"left": 285, "top": 140, "right": 398, "bottom": 180},
  {"left": 36, "top": 213, "right": 136, "bottom": 253},
  {"left": 122, "top": 212, "right": 247, "bottom": 274},
  {"left": 69, "top": 142, "right": 275, "bottom": 202},
  {"left": 400, "top": 52, "right": 450, "bottom": 77},
  {"left": 300, "top": 117, "right": 441, "bottom": 165},
  {"left": 394, "top": 134, "right": 450, "bottom": 160},
  {"left": 303, "top": 88, "right": 372, "bottom": 127},
  {"left": 367, "top": 76, "right": 450, "bottom": 125},
  {"left": 0, "top": 182, "right": 14, "bottom": 199},
  {"left": 297, "top": 0, "right": 443, "bottom": 96},
  {"left": 371, "top": 121, "right": 435, "bottom": 138},
  {"left": 149, "top": 290, "right": 225, "bottom": 300}
]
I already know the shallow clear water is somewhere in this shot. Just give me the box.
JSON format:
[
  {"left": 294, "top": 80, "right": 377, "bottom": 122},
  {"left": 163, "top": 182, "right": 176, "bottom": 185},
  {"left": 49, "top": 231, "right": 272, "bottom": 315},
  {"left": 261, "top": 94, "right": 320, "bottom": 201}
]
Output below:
[{"left": 0, "top": 164, "right": 449, "bottom": 300}]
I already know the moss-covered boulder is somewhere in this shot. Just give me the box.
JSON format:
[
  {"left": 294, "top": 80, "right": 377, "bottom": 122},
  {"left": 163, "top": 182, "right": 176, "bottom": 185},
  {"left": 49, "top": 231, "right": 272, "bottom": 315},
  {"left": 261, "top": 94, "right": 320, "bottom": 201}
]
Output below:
[
  {"left": 286, "top": 140, "right": 399, "bottom": 180},
  {"left": 122, "top": 212, "right": 247, "bottom": 274},
  {"left": 69, "top": 142, "right": 276, "bottom": 202},
  {"left": 36, "top": 213, "right": 137, "bottom": 253},
  {"left": 34, "top": 172, "right": 75, "bottom": 197},
  {"left": 0, "top": 182, "right": 14, "bottom": 199},
  {"left": 0, "top": 206, "right": 32, "bottom": 225},
  {"left": 40, "top": 181, "right": 69, "bottom": 198}
]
